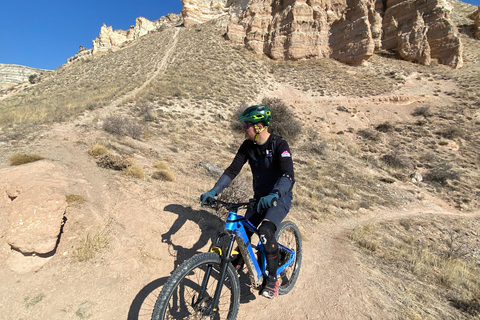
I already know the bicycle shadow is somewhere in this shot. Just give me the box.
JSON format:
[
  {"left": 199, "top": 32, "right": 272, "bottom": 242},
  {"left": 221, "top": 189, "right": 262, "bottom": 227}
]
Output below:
[{"left": 127, "top": 204, "right": 257, "bottom": 319}]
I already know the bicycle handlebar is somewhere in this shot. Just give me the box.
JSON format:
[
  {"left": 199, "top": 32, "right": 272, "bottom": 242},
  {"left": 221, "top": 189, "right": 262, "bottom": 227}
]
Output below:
[{"left": 204, "top": 197, "right": 277, "bottom": 212}]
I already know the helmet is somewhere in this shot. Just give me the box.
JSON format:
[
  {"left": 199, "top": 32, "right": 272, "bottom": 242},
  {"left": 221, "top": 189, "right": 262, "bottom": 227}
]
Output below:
[{"left": 237, "top": 105, "right": 272, "bottom": 126}]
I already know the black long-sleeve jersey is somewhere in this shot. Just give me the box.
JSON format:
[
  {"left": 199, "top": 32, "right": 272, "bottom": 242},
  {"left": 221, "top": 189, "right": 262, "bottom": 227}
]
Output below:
[{"left": 222, "top": 134, "right": 295, "bottom": 198}]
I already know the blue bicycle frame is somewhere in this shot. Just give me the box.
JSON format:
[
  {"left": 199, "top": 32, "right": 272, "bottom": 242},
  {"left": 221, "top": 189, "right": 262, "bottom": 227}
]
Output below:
[{"left": 222, "top": 208, "right": 296, "bottom": 288}]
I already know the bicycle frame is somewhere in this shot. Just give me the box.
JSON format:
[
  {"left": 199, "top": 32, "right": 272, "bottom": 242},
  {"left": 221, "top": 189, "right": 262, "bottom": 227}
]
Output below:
[{"left": 195, "top": 204, "right": 296, "bottom": 316}]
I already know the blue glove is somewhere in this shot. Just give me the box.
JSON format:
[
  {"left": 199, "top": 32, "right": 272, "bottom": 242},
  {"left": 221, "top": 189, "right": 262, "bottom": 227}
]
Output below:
[
  {"left": 257, "top": 193, "right": 279, "bottom": 212},
  {"left": 200, "top": 190, "right": 216, "bottom": 207}
]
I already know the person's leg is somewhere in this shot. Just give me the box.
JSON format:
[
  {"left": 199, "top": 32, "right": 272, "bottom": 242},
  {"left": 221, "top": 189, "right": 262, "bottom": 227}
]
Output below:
[{"left": 258, "top": 193, "right": 292, "bottom": 298}]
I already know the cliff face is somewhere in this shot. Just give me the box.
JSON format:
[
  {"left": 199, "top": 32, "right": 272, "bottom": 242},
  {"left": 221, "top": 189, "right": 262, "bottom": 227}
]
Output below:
[
  {"left": 0, "top": 64, "right": 51, "bottom": 89},
  {"left": 67, "top": 14, "right": 182, "bottom": 64},
  {"left": 472, "top": 6, "right": 480, "bottom": 39},
  {"left": 184, "top": 0, "right": 468, "bottom": 68}
]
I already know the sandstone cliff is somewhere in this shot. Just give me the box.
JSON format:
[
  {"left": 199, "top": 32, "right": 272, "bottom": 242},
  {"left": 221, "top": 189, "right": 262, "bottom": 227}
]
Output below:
[
  {"left": 67, "top": 14, "right": 182, "bottom": 64},
  {"left": 0, "top": 64, "right": 51, "bottom": 89},
  {"left": 472, "top": 6, "right": 480, "bottom": 39},
  {"left": 183, "top": 0, "right": 467, "bottom": 68}
]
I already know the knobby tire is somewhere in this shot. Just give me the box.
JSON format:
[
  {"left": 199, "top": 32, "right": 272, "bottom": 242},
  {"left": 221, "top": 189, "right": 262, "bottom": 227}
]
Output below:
[
  {"left": 152, "top": 252, "right": 240, "bottom": 320},
  {"left": 276, "top": 220, "right": 302, "bottom": 295}
]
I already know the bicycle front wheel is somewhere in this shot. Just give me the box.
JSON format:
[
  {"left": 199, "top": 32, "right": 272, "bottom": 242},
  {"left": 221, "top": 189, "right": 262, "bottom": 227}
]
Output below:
[
  {"left": 152, "top": 252, "right": 240, "bottom": 320},
  {"left": 276, "top": 220, "right": 302, "bottom": 295}
]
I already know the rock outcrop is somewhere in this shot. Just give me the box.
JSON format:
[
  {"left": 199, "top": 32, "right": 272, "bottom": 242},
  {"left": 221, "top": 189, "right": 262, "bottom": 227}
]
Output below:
[
  {"left": 67, "top": 14, "right": 182, "bottom": 64},
  {"left": 183, "top": 0, "right": 463, "bottom": 68},
  {"left": 181, "top": 0, "right": 231, "bottom": 27},
  {"left": 472, "top": 6, "right": 480, "bottom": 39},
  {"left": 0, "top": 63, "right": 51, "bottom": 89},
  {"left": 1, "top": 161, "right": 68, "bottom": 273}
]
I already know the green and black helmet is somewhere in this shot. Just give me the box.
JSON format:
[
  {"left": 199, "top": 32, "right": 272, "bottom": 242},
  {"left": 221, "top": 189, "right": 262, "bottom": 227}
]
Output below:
[{"left": 237, "top": 105, "right": 272, "bottom": 126}]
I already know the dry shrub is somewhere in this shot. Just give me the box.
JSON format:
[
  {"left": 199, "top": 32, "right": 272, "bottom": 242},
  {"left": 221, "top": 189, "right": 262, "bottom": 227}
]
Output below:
[
  {"left": 73, "top": 231, "right": 108, "bottom": 262},
  {"left": 412, "top": 106, "right": 432, "bottom": 117},
  {"left": 349, "top": 224, "right": 378, "bottom": 251},
  {"left": 9, "top": 152, "right": 45, "bottom": 166},
  {"left": 122, "top": 163, "right": 145, "bottom": 179},
  {"left": 102, "top": 115, "right": 145, "bottom": 140},
  {"left": 152, "top": 170, "right": 175, "bottom": 181},
  {"left": 375, "top": 122, "right": 394, "bottom": 133},
  {"left": 357, "top": 129, "right": 380, "bottom": 141},
  {"left": 230, "top": 98, "right": 302, "bottom": 142},
  {"left": 424, "top": 164, "right": 460, "bottom": 185},
  {"left": 88, "top": 144, "right": 109, "bottom": 157},
  {"left": 438, "top": 125, "right": 463, "bottom": 140},
  {"left": 96, "top": 153, "right": 131, "bottom": 170},
  {"left": 381, "top": 154, "right": 409, "bottom": 169},
  {"left": 261, "top": 97, "right": 302, "bottom": 141},
  {"left": 154, "top": 161, "right": 169, "bottom": 170}
]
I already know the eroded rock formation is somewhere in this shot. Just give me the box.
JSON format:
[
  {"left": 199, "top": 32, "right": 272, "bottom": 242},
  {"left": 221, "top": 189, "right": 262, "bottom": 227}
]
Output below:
[
  {"left": 67, "top": 14, "right": 182, "bottom": 64},
  {"left": 0, "top": 64, "right": 50, "bottom": 89},
  {"left": 183, "top": 0, "right": 464, "bottom": 68},
  {"left": 472, "top": 6, "right": 480, "bottom": 39}
]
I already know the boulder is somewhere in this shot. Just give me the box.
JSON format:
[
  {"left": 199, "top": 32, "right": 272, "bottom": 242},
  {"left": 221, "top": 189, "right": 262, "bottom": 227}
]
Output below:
[{"left": 0, "top": 161, "right": 68, "bottom": 273}]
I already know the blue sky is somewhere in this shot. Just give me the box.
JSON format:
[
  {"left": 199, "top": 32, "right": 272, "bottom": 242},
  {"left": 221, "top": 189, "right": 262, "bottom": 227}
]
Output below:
[
  {"left": 1, "top": 0, "right": 479, "bottom": 70},
  {"left": 0, "top": 1, "right": 183, "bottom": 70}
]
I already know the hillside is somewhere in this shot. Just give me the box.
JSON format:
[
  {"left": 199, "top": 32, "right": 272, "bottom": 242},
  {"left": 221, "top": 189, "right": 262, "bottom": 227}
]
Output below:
[{"left": 0, "top": 1, "right": 479, "bottom": 319}]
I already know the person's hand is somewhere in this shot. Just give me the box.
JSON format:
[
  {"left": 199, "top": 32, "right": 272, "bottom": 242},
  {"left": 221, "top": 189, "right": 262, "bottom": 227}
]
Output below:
[
  {"left": 257, "top": 193, "right": 279, "bottom": 212},
  {"left": 200, "top": 190, "right": 216, "bottom": 207}
]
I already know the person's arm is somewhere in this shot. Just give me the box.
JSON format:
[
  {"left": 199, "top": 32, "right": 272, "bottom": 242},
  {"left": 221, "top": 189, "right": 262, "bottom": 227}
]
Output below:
[
  {"left": 271, "top": 138, "right": 295, "bottom": 197},
  {"left": 211, "top": 141, "right": 249, "bottom": 195}
]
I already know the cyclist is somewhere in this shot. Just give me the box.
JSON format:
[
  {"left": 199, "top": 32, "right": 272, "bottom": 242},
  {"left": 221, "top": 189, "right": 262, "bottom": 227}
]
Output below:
[{"left": 200, "top": 105, "right": 295, "bottom": 299}]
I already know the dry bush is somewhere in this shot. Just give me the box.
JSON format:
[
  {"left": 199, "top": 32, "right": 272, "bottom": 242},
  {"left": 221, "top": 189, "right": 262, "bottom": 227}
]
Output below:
[
  {"left": 375, "top": 122, "right": 394, "bottom": 133},
  {"left": 9, "top": 152, "right": 45, "bottom": 165},
  {"left": 122, "top": 162, "right": 145, "bottom": 179},
  {"left": 88, "top": 144, "right": 109, "bottom": 157},
  {"left": 230, "top": 98, "right": 302, "bottom": 142},
  {"left": 152, "top": 170, "right": 175, "bottom": 181},
  {"left": 95, "top": 153, "right": 131, "bottom": 170},
  {"left": 154, "top": 161, "right": 170, "bottom": 170},
  {"left": 411, "top": 106, "right": 433, "bottom": 117},
  {"left": 73, "top": 231, "right": 108, "bottom": 262},
  {"left": 424, "top": 164, "right": 460, "bottom": 186},
  {"left": 261, "top": 97, "right": 302, "bottom": 141},
  {"left": 438, "top": 125, "right": 464, "bottom": 140},
  {"left": 357, "top": 129, "right": 380, "bottom": 141},
  {"left": 381, "top": 154, "right": 409, "bottom": 169},
  {"left": 102, "top": 115, "right": 145, "bottom": 140}
]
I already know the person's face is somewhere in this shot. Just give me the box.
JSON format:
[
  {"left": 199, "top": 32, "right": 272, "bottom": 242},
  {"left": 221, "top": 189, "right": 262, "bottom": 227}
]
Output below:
[{"left": 243, "top": 122, "right": 256, "bottom": 140}]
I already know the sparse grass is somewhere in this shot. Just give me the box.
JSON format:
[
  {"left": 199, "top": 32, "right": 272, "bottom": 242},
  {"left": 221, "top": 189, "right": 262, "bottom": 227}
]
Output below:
[
  {"left": 66, "top": 194, "right": 86, "bottom": 207},
  {"left": 350, "top": 216, "right": 480, "bottom": 318},
  {"left": 73, "top": 231, "right": 108, "bottom": 262},
  {"left": 24, "top": 293, "right": 45, "bottom": 308},
  {"left": 9, "top": 152, "right": 45, "bottom": 165}
]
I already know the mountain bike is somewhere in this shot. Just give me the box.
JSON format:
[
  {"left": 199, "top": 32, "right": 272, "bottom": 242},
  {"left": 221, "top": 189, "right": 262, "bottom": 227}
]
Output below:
[{"left": 151, "top": 198, "right": 302, "bottom": 320}]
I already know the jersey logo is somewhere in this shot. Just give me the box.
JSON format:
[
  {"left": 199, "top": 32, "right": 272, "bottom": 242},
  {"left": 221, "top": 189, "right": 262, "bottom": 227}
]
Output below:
[{"left": 281, "top": 151, "right": 291, "bottom": 158}]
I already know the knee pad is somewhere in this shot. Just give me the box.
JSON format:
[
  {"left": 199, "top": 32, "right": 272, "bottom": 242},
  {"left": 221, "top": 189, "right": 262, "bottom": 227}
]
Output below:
[{"left": 258, "top": 221, "right": 278, "bottom": 256}]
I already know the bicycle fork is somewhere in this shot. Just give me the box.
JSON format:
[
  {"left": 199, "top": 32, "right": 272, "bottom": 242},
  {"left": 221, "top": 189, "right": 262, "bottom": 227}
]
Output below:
[{"left": 194, "top": 232, "right": 236, "bottom": 316}]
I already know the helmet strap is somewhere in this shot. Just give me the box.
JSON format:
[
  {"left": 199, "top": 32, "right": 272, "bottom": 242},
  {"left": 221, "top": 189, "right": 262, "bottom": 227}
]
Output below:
[{"left": 253, "top": 124, "right": 267, "bottom": 144}]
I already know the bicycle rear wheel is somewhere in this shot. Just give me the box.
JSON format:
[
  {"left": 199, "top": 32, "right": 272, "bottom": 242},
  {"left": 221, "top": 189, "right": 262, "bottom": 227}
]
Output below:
[
  {"left": 276, "top": 220, "right": 302, "bottom": 295},
  {"left": 152, "top": 252, "right": 240, "bottom": 320}
]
